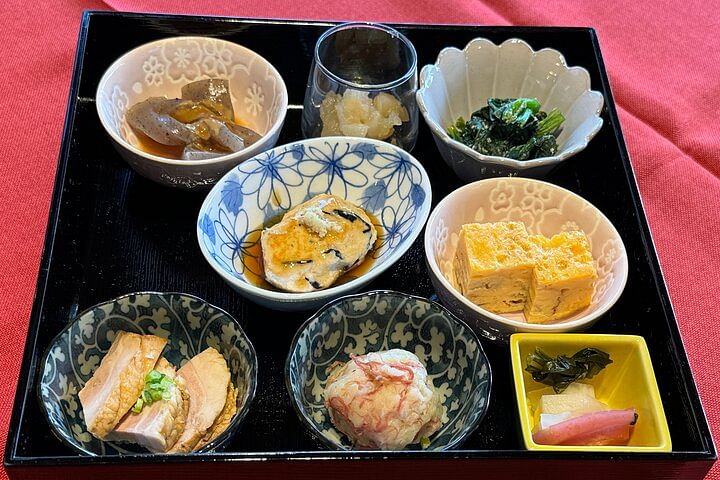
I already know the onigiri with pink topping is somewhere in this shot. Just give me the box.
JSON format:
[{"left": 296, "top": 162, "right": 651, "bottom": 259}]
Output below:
[{"left": 323, "top": 349, "right": 442, "bottom": 450}]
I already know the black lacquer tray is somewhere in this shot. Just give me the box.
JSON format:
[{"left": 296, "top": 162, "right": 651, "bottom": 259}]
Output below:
[{"left": 4, "top": 11, "right": 715, "bottom": 480}]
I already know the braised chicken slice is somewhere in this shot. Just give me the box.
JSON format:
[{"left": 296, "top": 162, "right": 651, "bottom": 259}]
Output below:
[
  {"left": 106, "top": 358, "right": 189, "bottom": 453},
  {"left": 168, "top": 348, "right": 231, "bottom": 453},
  {"left": 78, "top": 332, "right": 167, "bottom": 439}
]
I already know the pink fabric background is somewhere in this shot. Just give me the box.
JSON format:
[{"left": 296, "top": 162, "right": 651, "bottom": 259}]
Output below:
[{"left": 1, "top": 0, "right": 717, "bottom": 477}]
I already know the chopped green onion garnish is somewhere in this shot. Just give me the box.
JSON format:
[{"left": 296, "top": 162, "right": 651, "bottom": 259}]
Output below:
[{"left": 131, "top": 369, "right": 176, "bottom": 414}]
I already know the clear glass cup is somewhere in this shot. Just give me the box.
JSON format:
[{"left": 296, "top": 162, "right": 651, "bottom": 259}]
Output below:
[{"left": 301, "top": 22, "right": 419, "bottom": 151}]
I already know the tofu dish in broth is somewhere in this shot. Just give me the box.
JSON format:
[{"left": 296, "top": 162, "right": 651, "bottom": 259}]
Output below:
[
  {"left": 260, "top": 194, "right": 378, "bottom": 293},
  {"left": 78, "top": 331, "right": 238, "bottom": 453}
]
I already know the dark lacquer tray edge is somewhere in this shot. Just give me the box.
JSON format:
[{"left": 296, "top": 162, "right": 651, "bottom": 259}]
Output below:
[
  {"left": 588, "top": 30, "right": 716, "bottom": 459},
  {"left": 4, "top": 10, "right": 715, "bottom": 468},
  {"left": 4, "top": 11, "right": 93, "bottom": 469}
]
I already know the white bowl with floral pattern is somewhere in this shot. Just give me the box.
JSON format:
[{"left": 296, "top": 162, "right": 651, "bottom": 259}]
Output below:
[
  {"left": 424, "top": 177, "right": 628, "bottom": 341},
  {"left": 96, "top": 36, "right": 288, "bottom": 189},
  {"left": 416, "top": 38, "right": 604, "bottom": 180}
]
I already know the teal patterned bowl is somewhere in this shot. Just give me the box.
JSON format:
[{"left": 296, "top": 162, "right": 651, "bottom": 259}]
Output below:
[
  {"left": 39, "top": 292, "right": 258, "bottom": 456},
  {"left": 285, "top": 290, "right": 492, "bottom": 450}
]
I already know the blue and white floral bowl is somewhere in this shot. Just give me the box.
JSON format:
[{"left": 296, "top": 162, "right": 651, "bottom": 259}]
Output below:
[
  {"left": 197, "top": 137, "right": 432, "bottom": 311},
  {"left": 39, "top": 292, "right": 258, "bottom": 456},
  {"left": 286, "top": 290, "right": 492, "bottom": 450}
]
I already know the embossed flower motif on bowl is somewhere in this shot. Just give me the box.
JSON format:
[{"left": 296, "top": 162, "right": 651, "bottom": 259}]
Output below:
[
  {"left": 245, "top": 83, "right": 265, "bottom": 116},
  {"left": 424, "top": 177, "right": 628, "bottom": 341},
  {"left": 489, "top": 181, "right": 514, "bottom": 212},
  {"left": 197, "top": 137, "right": 432, "bottom": 311},
  {"left": 96, "top": 36, "right": 288, "bottom": 189},
  {"left": 593, "top": 238, "right": 624, "bottom": 302},
  {"left": 520, "top": 181, "right": 553, "bottom": 216},
  {"left": 164, "top": 39, "right": 203, "bottom": 82},
  {"left": 202, "top": 40, "right": 234, "bottom": 77},
  {"left": 142, "top": 55, "right": 166, "bottom": 86},
  {"left": 107, "top": 85, "right": 130, "bottom": 139}
]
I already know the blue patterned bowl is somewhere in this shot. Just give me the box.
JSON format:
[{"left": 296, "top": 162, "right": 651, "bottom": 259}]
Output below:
[
  {"left": 286, "top": 290, "right": 492, "bottom": 450},
  {"left": 197, "top": 137, "right": 432, "bottom": 311},
  {"left": 39, "top": 292, "right": 258, "bottom": 456}
]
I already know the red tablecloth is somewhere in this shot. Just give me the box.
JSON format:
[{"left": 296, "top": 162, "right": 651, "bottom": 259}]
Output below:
[{"left": 1, "top": 0, "right": 718, "bottom": 478}]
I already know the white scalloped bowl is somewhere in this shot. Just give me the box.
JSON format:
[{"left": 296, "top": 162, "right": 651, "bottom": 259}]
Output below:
[
  {"left": 97, "top": 36, "right": 288, "bottom": 190},
  {"left": 424, "top": 177, "right": 628, "bottom": 341},
  {"left": 416, "top": 38, "right": 604, "bottom": 181}
]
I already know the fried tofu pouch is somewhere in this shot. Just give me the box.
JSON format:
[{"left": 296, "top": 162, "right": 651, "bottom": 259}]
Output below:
[{"left": 261, "top": 194, "right": 377, "bottom": 292}]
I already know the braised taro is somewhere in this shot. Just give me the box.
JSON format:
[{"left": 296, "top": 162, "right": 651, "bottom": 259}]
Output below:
[{"left": 125, "top": 79, "right": 262, "bottom": 160}]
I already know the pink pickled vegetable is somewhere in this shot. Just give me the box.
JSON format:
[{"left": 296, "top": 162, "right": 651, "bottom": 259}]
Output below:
[
  {"left": 533, "top": 408, "right": 637, "bottom": 446},
  {"left": 566, "top": 423, "right": 632, "bottom": 446}
]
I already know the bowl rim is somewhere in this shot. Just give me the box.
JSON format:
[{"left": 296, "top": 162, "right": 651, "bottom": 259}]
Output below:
[
  {"left": 283, "top": 289, "right": 493, "bottom": 451},
  {"left": 423, "top": 177, "right": 629, "bottom": 332},
  {"left": 95, "top": 35, "right": 289, "bottom": 167},
  {"left": 37, "top": 290, "right": 259, "bottom": 456},
  {"left": 196, "top": 136, "right": 433, "bottom": 304},
  {"left": 509, "top": 333, "right": 672, "bottom": 452},
  {"left": 415, "top": 37, "right": 605, "bottom": 169}
]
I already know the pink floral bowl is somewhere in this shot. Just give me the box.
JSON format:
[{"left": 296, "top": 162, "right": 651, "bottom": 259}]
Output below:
[
  {"left": 423, "top": 177, "right": 628, "bottom": 341},
  {"left": 96, "top": 36, "right": 288, "bottom": 190}
]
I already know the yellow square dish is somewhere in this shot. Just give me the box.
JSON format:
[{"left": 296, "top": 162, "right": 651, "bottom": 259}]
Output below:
[{"left": 510, "top": 333, "right": 672, "bottom": 452}]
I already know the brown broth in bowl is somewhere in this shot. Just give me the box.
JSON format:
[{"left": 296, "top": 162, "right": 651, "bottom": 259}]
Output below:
[
  {"left": 129, "top": 116, "right": 255, "bottom": 160},
  {"left": 133, "top": 129, "right": 185, "bottom": 159}
]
